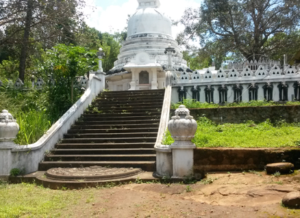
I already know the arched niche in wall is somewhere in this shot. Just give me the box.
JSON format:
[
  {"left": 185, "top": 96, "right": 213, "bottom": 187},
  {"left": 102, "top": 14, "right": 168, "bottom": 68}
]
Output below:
[{"left": 139, "top": 71, "right": 149, "bottom": 84}]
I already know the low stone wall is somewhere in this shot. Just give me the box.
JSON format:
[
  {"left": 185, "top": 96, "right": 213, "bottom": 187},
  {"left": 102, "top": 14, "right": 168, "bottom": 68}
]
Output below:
[
  {"left": 171, "top": 105, "right": 300, "bottom": 124},
  {"left": 194, "top": 148, "right": 300, "bottom": 173}
]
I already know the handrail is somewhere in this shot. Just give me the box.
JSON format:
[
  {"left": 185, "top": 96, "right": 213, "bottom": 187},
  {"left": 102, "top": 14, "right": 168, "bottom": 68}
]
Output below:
[
  {"left": 155, "top": 71, "right": 172, "bottom": 148},
  {"left": 12, "top": 74, "right": 103, "bottom": 152},
  {"left": 10, "top": 73, "right": 105, "bottom": 174}
]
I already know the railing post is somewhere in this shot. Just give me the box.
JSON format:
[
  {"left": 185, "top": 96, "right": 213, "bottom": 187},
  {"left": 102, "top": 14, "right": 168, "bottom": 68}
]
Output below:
[
  {"left": 168, "top": 105, "right": 197, "bottom": 179},
  {"left": 0, "top": 110, "right": 19, "bottom": 179}
]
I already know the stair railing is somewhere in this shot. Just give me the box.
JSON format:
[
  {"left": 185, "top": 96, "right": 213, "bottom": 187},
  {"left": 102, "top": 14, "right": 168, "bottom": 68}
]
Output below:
[
  {"left": 155, "top": 71, "right": 172, "bottom": 148},
  {"left": 9, "top": 72, "right": 105, "bottom": 174}
]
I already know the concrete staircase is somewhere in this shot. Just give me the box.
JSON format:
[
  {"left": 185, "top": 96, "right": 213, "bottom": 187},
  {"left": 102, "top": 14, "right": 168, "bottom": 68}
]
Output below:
[{"left": 38, "top": 89, "right": 164, "bottom": 172}]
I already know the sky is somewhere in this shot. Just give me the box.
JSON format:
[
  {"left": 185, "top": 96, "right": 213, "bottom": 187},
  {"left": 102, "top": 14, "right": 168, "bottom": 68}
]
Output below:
[{"left": 83, "top": 0, "right": 203, "bottom": 40}]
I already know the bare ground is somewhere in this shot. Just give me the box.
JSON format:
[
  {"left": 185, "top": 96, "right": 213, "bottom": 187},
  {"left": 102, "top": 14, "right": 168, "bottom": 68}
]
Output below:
[{"left": 59, "top": 171, "right": 300, "bottom": 218}]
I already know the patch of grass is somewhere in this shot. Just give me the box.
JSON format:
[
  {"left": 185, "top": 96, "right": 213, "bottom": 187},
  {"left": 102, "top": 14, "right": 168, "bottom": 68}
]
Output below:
[
  {"left": 273, "top": 172, "right": 281, "bottom": 177},
  {"left": 248, "top": 170, "right": 263, "bottom": 176},
  {"left": 200, "top": 177, "right": 217, "bottom": 184},
  {"left": 15, "top": 110, "right": 51, "bottom": 145},
  {"left": 0, "top": 183, "right": 80, "bottom": 217},
  {"left": 171, "top": 99, "right": 300, "bottom": 109},
  {"left": 163, "top": 117, "right": 300, "bottom": 148}
]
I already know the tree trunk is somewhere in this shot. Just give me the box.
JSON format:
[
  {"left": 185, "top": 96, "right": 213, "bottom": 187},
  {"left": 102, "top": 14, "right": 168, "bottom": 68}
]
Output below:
[{"left": 19, "top": 0, "right": 33, "bottom": 82}]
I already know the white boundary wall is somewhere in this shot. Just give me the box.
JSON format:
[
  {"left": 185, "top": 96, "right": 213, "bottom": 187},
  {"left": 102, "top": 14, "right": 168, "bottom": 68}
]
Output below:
[{"left": 171, "top": 65, "right": 300, "bottom": 103}]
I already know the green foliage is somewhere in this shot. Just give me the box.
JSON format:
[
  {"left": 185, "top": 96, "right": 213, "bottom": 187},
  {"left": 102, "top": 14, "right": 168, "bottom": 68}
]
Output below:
[
  {"left": 45, "top": 44, "right": 98, "bottom": 79},
  {"left": 16, "top": 110, "right": 51, "bottom": 145},
  {"left": 171, "top": 99, "right": 300, "bottom": 109},
  {"left": 163, "top": 118, "right": 300, "bottom": 148},
  {"left": 0, "top": 89, "right": 53, "bottom": 145},
  {"left": 0, "top": 57, "right": 19, "bottom": 80},
  {"left": 180, "top": 0, "right": 300, "bottom": 63},
  {"left": 9, "top": 168, "right": 21, "bottom": 177},
  {"left": 265, "top": 31, "right": 300, "bottom": 64},
  {"left": 75, "top": 26, "right": 123, "bottom": 72},
  {"left": 183, "top": 51, "right": 211, "bottom": 70},
  {"left": 162, "top": 130, "right": 174, "bottom": 145}
]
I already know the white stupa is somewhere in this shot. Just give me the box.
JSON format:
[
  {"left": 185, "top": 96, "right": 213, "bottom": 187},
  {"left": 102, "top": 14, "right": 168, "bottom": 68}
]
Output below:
[{"left": 106, "top": 0, "right": 188, "bottom": 91}]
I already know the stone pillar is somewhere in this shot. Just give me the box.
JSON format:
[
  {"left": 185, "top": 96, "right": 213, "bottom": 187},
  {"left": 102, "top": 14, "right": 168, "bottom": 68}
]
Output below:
[
  {"left": 273, "top": 82, "right": 280, "bottom": 101},
  {"left": 97, "top": 48, "right": 105, "bottom": 72},
  {"left": 257, "top": 84, "right": 265, "bottom": 101},
  {"left": 95, "top": 71, "right": 106, "bottom": 91},
  {"left": 0, "top": 110, "right": 19, "bottom": 179},
  {"left": 165, "top": 43, "right": 176, "bottom": 70},
  {"left": 242, "top": 84, "right": 249, "bottom": 102},
  {"left": 155, "top": 146, "right": 172, "bottom": 177},
  {"left": 227, "top": 85, "right": 234, "bottom": 103},
  {"left": 151, "top": 69, "right": 158, "bottom": 90},
  {"left": 168, "top": 105, "right": 197, "bottom": 179},
  {"left": 130, "top": 70, "right": 137, "bottom": 90}
]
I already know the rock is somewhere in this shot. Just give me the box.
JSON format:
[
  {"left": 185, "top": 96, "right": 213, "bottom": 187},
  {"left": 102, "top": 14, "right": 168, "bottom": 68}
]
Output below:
[
  {"left": 265, "top": 162, "right": 294, "bottom": 174},
  {"left": 282, "top": 192, "right": 300, "bottom": 208}
]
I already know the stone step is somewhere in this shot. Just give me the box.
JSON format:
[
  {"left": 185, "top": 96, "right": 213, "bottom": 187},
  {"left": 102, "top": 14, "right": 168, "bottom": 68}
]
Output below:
[
  {"left": 98, "top": 96, "right": 164, "bottom": 101},
  {"left": 90, "top": 105, "right": 162, "bottom": 110},
  {"left": 37, "top": 89, "right": 163, "bottom": 173},
  {"left": 75, "top": 120, "right": 160, "bottom": 125},
  {"left": 44, "top": 154, "right": 156, "bottom": 161},
  {"left": 100, "top": 90, "right": 164, "bottom": 94},
  {"left": 61, "top": 137, "right": 156, "bottom": 143},
  {"left": 85, "top": 108, "right": 161, "bottom": 112},
  {"left": 99, "top": 92, "right": 164, "bottom": 97},
  {"left": 94, "top": 100, "right": 163, "bottom": 104},
  {"left": 71, "top": 124, "right": 159, "bottom": 129},
  {"left": 38, "top": 161, "right": 156, "bottom": 171},
  {"left": 96, "top": 95, "right": 164, "bottom": 101},
  {"left": 81, "top": 116, "right": 160, "bottom": 121},
  {"left": 92, "top": 102, "right": 163, "bottom": 107},
  {"left": 68, "top": 128, "right": 159, "bottom": 134},
  {"left": 51, "top": 148, "right": 156, "bottom": 155},
  {"left": 64, "top": 132, "right": 158, "bottom": 138},
  {"left": 55, "top": 142, "right": 155, "bottom": 149},
  {"left": 83, "top": 112, "right": 161, "bottom": 116}
]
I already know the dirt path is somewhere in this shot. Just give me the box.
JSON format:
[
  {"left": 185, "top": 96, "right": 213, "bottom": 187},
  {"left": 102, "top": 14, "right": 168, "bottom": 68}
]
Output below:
[{"left": 59, "top": 171, "right": 300, "bottom": 218}]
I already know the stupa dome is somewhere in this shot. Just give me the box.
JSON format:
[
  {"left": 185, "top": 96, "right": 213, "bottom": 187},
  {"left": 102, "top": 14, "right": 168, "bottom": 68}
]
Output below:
[{"left": 127, "top": 0, "right": 172, "bottom": 38}]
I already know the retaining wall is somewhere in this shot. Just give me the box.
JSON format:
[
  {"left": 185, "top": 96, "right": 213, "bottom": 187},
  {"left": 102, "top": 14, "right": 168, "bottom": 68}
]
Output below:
[
  {"left": 171, "top": 105, "right": 300, "bottom": 124},
  {"left": 194, "top": 148, "right": 300, "bottom": 173}
]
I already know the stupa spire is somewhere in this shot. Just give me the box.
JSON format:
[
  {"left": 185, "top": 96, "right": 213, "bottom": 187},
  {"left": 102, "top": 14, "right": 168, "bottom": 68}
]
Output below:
[{"left": 137, "top": 0, "right": 161, "bottom": 9}]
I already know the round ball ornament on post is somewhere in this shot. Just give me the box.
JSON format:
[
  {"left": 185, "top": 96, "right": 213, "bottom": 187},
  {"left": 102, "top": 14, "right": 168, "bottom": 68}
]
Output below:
[
  {"left": 168, "top": 105, "right": 197, "bottom": 147},
  {"left": 0, "top": 110, "right": 19, "bottom": 144},
  {"left": 168, "top": 105, "right": 197, "bottom": 179}
]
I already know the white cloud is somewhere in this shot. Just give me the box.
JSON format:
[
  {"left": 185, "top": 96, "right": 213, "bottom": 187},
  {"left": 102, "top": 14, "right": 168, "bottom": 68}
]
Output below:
[{"left": 83, "top": 0, "right": 201, "bottom": 39}]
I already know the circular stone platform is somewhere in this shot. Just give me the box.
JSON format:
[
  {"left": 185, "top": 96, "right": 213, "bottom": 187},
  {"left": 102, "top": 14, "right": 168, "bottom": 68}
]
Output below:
[
  {"left": 45, "top": 166, "right": 142, "bottom": 181},
  {"left": 265, "top": 162, "right": 294, "bottom": 174}
]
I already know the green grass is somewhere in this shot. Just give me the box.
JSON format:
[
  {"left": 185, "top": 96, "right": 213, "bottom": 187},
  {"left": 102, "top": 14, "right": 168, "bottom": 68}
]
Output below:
[
  {"left": 0, "top": 90, "right": 52, "bottom": 145},
  {"left": 162, "top": 117, "right": 300, "bottom": 148},
  {"left": 171, "top": 99, "right": 300, "bottom": 109},
  {"left": 15, "top": 110, "right": 51, "bottom": 145},
  {"left": 0, "top": 183, "right": 79, "bottom": 217},
  {"left": 0, "top": 82, "right": 81, "bottom": 145}
]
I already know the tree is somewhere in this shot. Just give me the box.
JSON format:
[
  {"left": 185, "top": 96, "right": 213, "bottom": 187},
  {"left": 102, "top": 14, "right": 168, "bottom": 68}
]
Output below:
[
  {"left": 75, "top": 25, "right": 124, "bottom": 72},
  {"left": 44, "top": 44, "right": 98, "bottom": 103},
  {"left": 180, "top": 0, "right": 300, "bottom": 62},
  {"left": 0, "top": 0, "right": 86, "bottom": 82}
]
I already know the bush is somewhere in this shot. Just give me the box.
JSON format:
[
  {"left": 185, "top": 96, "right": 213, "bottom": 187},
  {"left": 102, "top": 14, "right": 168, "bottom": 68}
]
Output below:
[{"left": 10, "top": 168, "right": 22, "bottom": 177}]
